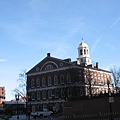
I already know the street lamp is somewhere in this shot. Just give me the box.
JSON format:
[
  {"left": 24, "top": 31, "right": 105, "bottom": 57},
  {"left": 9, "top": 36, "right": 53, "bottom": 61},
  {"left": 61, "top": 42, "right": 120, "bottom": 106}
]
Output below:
[
  {"left": 107, "top": 80, "right": 113, "bottom": 120},
  {"left": 27, "top": 95, "right": 31, "bottom": 120},
  {"left": 51, "top": 94, "right": 55, "bottom": 112},
  {"left": 15, "top": 93, "right": 19, "bottom": 119}
]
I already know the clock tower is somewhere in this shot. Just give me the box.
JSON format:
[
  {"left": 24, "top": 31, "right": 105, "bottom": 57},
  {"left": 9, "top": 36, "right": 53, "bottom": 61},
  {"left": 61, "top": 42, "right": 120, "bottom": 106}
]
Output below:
[{"left": 77, "top": 41, "right": 92, "bottom": 66}]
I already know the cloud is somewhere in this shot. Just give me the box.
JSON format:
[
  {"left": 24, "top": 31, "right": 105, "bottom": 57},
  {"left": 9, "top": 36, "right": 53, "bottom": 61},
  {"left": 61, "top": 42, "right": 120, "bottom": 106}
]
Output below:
[
  {"left": 109, "top": 17, "right": 120, "bottom": 29},
  {"left": 0, "top": 59, "right": 7, "bottom": 62},
  {"left": 91, "top": 35, "right": 103, "bottom": 53},
  {"left": 91, "top": 17, "right": 120, "bottom": 53}
]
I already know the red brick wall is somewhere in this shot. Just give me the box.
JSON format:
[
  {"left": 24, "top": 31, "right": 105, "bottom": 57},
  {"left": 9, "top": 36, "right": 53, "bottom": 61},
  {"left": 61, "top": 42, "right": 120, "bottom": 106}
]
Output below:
[{"left": 64, "top": 96, "right": 120, "bottom": 115}]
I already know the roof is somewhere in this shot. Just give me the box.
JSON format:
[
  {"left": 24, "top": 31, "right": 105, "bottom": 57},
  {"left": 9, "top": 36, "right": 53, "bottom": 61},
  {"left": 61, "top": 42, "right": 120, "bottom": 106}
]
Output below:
[{"left": 79, "top": 41, "right": 88, "bottom": 48}]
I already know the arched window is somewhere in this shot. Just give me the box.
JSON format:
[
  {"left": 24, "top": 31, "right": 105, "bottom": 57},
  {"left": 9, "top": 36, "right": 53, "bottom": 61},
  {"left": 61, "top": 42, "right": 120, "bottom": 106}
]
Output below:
[
  {"left": 84, "top": 49, "right": 86, "bottom": 54},
  {"left": 31, "top": 79, "right": 34, "bottom": 88},
  {"left": 80, "top": 49, "right": 83, "bottom": 55},
  {"left": 37, "top": 91, "right": 40, "bottom": 100},
  {"left": 42, "top": 77, "right": 46, "bottom": 87},
  {"left": 87, "top": 49, "right": 88, "bottom": 54},
  {"left": 67, "top": 73, "right": 71, "bottom": 83},
  {"left": 60, "top": 74, "right": 64, "bottom": 84},
  {"left": 48, "top": 89, "right": 52, "bottom": 99},
  {"left": 31, "top": 91, "right": 35, "bottom": 100},
  {"left": 54, "top": 75, "right": 58, "bottom": 85},
  {"left": 32, "top": 105, "right": 36, "bottom": 112},
  {"left": 48, "top": 76, "right": 51, "bottom": 86},
  {"left": 42, "top": 90, "right": 46, "bottom": 99},
  {"left": 55, "top": 89, "right": 59, "bottom": 98},
  {"left": 36, "top": 78, "right": 40, "bottom": 87}
]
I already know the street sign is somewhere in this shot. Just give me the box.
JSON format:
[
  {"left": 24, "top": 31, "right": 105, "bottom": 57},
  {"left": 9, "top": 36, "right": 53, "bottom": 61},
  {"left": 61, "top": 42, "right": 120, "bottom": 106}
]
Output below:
[{"left": 109, "top": 97, "right": 114, "bottom": 103}]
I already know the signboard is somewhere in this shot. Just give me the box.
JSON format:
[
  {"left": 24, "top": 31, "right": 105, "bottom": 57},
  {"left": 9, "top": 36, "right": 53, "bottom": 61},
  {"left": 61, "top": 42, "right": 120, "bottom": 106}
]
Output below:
[{"left": 109, "top": 97, "right": 114, "bottom": 103}]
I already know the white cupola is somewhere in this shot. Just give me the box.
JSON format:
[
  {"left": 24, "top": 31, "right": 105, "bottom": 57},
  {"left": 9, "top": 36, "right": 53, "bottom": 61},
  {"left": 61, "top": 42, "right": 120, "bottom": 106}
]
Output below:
[{"left": 77, "top": 41, "right": 92, "bottom": 65}]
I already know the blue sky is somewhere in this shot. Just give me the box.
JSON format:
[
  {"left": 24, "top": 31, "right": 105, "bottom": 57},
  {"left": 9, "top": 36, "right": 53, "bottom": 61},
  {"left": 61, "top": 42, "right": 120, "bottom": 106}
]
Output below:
[{"left": 0, "top": 0, "right": 120, "bottom": 100}]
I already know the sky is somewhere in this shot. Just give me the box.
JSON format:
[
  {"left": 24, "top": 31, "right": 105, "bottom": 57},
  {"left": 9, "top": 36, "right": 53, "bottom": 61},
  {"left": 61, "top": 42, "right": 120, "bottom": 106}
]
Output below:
[{"left": 0, "top": 0, "right": 120, "bottom": 100}]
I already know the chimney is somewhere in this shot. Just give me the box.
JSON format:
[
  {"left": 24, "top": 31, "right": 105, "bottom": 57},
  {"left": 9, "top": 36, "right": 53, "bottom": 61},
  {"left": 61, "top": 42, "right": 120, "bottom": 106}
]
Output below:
[
  {"left": 47, "top": 53, "right": 50, "bottom": 57},
  {"left": 96, "top": 62, "right": 98, "bottom": 68}
]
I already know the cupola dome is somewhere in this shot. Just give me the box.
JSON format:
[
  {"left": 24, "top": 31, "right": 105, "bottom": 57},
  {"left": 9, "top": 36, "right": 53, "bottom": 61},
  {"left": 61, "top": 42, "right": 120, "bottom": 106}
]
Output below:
[
  {"left": 77, "top": 40, "right": 92, "bottom": 66},
  {"left": 79, "top": 41, "right": 88, "bottom": 48}
]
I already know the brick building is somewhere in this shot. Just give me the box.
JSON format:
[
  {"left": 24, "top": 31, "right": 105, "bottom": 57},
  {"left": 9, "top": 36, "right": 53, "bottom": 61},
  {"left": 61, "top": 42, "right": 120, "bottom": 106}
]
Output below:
[
  {"left": 26, "top": 41, "right": 112, "bottom": 112},
  {"left": 0, "top": 87, "right": 5, "bottom": 104}
]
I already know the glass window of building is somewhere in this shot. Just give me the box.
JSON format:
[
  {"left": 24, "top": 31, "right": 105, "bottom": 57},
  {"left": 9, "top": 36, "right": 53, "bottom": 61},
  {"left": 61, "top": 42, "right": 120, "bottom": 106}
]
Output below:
[
  {"left": 60, "top": 74, "right": 64, "bottom": 84},
  {"left": 67, "top": 73, "right": 71, "bottom": 83},
  {"left": 42, "top": 90, "right": 46, "bottom": 99},
  {"left": 42, "top": 77, "right": 46, "bottom": 87},
  {"left": 31, "top": 79, "right": 35, "bottom": 88},
  {"left": 48, "top": 89, "right": 52, "bottom": 99},
  {"left": 48, "top": 76, "right": 51, "bottom": 86},
  {"left": 54, "top": 75, "right": 58, "bottom": 85},
  {"left": 36, "top": 78, "right": 40, "bottom": 87},
  {"left": 37, "top": 91, "right": 40, "bottom": 100}
]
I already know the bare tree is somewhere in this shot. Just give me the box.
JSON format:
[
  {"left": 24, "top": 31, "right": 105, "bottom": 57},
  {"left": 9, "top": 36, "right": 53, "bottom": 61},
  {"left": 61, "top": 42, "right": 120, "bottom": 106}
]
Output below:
[
  {"left": 85, "top": 68, "right": 93, "bottom": 97},
  {"left": 110, "top": 66, "right": 120, "bottom": 92},
  {"left": 13, "top": 70, "right": 27, "bottom": 101},
  {"left": 85, "top": 68, "right": 97, "bottom": 97}
]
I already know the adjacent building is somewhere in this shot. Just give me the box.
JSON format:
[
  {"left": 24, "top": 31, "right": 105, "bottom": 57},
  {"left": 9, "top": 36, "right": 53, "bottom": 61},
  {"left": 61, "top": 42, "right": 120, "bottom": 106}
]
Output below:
[
  {"left": 26, "top": 41, "right": 112, "bottom": 112},
  {"left": 0, "top": 87, "right": 5, "bottom": 104}
]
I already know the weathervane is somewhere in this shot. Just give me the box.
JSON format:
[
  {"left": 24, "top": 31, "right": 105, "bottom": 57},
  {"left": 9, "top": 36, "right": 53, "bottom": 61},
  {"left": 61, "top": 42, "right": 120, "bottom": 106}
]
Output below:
[{"left": 82, "top": 36, "right": 84, "bottom": 42}]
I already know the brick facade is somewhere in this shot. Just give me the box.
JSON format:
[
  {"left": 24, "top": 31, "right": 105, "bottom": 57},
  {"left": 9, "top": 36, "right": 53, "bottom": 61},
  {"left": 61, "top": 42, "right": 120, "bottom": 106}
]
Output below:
[{"left": 26, "top": 53, "right": 112, "bottom": 112}]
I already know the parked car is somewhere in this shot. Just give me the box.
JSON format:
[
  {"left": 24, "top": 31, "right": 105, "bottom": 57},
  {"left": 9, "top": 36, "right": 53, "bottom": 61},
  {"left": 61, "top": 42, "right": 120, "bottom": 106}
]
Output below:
[{"left": 31, "top": 108, "right": 53, "bottom": 119}]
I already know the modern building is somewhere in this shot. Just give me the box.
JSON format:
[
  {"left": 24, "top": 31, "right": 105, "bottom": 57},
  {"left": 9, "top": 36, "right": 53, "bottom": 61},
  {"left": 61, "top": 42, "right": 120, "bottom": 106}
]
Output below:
[
  {"left": 0, "top": 87, "right": 5, "bottom": 104},
  {"left": 26, "top": 41, "right": 112, "bottom": 112}
]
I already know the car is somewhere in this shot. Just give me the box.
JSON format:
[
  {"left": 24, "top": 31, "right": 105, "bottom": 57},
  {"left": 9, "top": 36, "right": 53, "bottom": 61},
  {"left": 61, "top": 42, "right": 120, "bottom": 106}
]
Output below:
[{"left": 31, "top": 109, "right": 53, "bottom": 119}]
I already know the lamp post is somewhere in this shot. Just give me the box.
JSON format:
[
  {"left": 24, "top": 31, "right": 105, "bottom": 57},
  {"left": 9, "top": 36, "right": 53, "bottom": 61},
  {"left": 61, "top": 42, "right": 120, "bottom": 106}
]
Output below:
[
  {"left": 28, "top": 95, "right": 31, "bottom": 120},
  {"left": 107, "top": 80, "right": 113, "bottom": 120},
  {"left": 51, "top": 94, "right": 55, "bottom": 112},
  {"left": 15, "top": 93, "right": 19, "bottom": 119}
]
